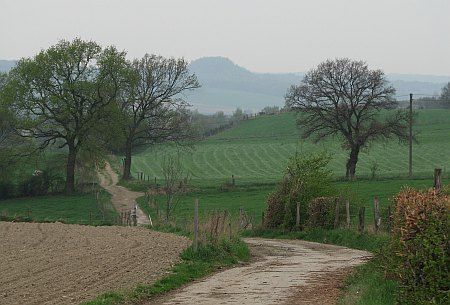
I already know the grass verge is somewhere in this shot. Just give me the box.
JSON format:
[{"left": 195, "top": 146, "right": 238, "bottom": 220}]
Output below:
[
  {"left": 337, "top": 258, "right": 396, "bottom": 305},
  {"left": 242, "top": 228, "right": 389, "bottom": 252},
  {"left": 82, "top": 238, "right": 250, "bottom": 305}
]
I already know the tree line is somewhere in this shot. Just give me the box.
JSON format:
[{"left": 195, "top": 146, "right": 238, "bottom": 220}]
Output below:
[
  {"left": 0, "top": 41, "right": 436, "bottom": 195},
  {"left": 0, "top": 39, "right": 199, "bottom": 194}
]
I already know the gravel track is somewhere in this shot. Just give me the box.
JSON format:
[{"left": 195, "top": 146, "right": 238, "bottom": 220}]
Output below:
[
  {"left": 152, "top": 238, "right": 371, "bottom": 305},
  {"left": 98, "top": 161, "right": 150, "bottom": 225},
  {"left": 0, "top": 221, "right": 189, "bottom": 305}
]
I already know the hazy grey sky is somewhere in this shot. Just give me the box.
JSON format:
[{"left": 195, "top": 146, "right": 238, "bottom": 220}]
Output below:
[{"left": 1, "top": 0, "right": 449, "bottom": 75}]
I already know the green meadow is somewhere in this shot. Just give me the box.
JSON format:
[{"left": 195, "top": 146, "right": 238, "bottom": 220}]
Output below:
[{"left": 130, "top": 109, "right": 450, "bottom": 186}]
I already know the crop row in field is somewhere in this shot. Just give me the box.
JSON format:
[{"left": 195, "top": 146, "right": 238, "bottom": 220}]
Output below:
[{"left": 130, "top": 110, "right": 450, "bottom": 185}]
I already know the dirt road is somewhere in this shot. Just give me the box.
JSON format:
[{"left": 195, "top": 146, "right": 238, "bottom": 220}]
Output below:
[
  {"left": 154, "top": 238, "right": 371, "bottom": 305},
  {"left": 98, "top": 161, "right": 150, "bottom": 225},
  {"left": 0, "top": 221, "right": 189, "bottom": 305}
]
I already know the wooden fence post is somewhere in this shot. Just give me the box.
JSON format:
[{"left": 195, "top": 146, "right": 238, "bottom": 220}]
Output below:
[
  {"left": 374, "top": 197, "right": 380, "bottom": 233},
  {"left": 358, "top": 206, "right": 365, "bottom": 233},
  {"left": 194, "top": 199, "right": 199, "bottom": 251},
  {"left": 231, "top": 174, "right": 235, "bottom": 186},
  {"left": 296, "top": 202, "right": 300, "bottom": 229},
  {"left": 334, "top": 198, "right": 340, "bottom": 229},
  {"left": 228, "top": 221, "right": 232, "bottom": 240},
  {"left": 239, "top": 207, "right": 244, "bottom": 229},
  {"left": 345, "top": 200, "right": 350, "bottom": 229},
  {"left": 434, "top": 168, "right": 442, "bottom": 192},
  {"left": 132, "top": 206, "right": 137, "bottom": 226}
]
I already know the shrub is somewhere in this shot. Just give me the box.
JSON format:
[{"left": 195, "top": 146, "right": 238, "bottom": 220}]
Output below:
[
  {"left": 263, "top": 153, "right": 336, "bottom": 230},
  {"left": 0, "top": 180, "right": 16, "bottom": 199},
  {"left": 307, "top": 196, "right": 337, "bottom": 229},
  {"left": 263, "top": 181, "right": 290, "bottom": 228},
  {"left": 388, "top": 187, "right": 449, "bottom": 305},
  {"left": 19, "top": 168, "right": 64, "bottom": 196}
]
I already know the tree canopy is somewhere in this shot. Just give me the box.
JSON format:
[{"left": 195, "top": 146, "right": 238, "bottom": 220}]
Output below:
[{"left": 2, "top": 38, "right": 126, "bottom": 193}]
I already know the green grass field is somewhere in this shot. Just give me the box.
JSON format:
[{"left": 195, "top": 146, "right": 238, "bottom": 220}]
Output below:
[
  {"left": 138, "top": 177, "right": 448, "bottom": 227},
  {"left": 0, "top": 191, "right": 116, "bottom": 225},
  {"left": 129, "top": 110, "right": 450, "bottom": 185}
]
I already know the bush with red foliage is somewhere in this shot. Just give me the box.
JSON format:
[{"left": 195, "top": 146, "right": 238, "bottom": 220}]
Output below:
[{"left": 388, "top": 187, "right": 449, "bottom": 305}]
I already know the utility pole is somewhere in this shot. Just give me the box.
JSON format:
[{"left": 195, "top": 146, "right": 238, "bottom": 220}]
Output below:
[{"left": 409, "top": 93, "right": 413, "bottom": 177}]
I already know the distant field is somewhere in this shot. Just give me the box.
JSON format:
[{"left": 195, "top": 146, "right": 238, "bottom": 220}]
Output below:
[{"left": 130, "top": 109, "right": 450, "bottom": 186}]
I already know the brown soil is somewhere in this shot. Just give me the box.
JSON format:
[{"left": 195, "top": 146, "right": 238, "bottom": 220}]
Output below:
[
  {"left": 152, "top": 238, "right": 371, "bottom": 305},
  {"left": 0, "top": 221, "right": 190, "bottom": 305},
  {"left": 98, "top": 161, "right": 150, "bottom": 225},
  {"left": 285, "top": 267, "right": 354, "bottom": 305}
]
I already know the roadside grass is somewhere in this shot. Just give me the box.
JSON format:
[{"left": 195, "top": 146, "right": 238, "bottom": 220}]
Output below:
[
  {"left": 82, "top": 238, "right": 250, "bottom": 305},
  {"left": 136, "top": 185, "right": 272, "bottom": 226},
  {"left": 242, "top": 228, "right": 388, "bottom": 252},
  {"left": 0, "top": 191, "right": 116, "bottom": 225},
  {"left": 337, "top": 258, "right": 397, "bottom": 305}
]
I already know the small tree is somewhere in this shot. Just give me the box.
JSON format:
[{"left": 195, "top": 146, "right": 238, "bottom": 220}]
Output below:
[
  {"left": 232, "top": 107, "right": 244, "bottom": 121},
  {"left": 441, "top": 82, "right": 450, "bottom": 101},
  {"left": 286, "top": 58, "right": 409, "bottom": 180},
  {"left": 118, "top": 54, "right": 199, "bottom": 180},
  {"left": 3, "top": 39, "right": 126, "bottom": 193},
  {"left": 161, "top": 154, "right": 188, "bottom": 222},
  {"left": 264, "top": 153, "right": 335, "bottom": 230}
]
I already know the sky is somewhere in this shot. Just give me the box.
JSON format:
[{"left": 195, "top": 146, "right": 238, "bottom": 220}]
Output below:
[{"left": 1, "top": 0, "right": 449, "bottom": 75}]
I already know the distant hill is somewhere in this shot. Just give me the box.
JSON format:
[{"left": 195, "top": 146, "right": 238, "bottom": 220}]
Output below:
[
  {"left": 186, "top": 57, "right": 302, "bottom": 113},
  {"left": 187, "top": 57, "right": 449, "bottom": 113},
  {"left": 0, "top": 60, "right": 17, "bottom": 73},
  {"left": 1, "top": 57, "right": 448, "bottom": 113}
]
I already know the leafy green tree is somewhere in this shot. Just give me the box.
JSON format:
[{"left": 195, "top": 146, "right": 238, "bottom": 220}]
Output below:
[
  {"left": 0, "top": 72, "right": 18, "bottom": 182},
  {"left": 118, "top": 54, "right": 199, "bottom": 180},
  {"left": 2, "top": 39, "right": 126, "bottom": 193}
]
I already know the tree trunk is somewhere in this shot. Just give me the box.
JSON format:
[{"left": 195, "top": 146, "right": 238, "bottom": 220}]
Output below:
[
  {"left": 65, "top": 143, "right": 77, "bottom": 194},
  {"left": 346, "top": 146, "right": 360, "bottom": 181},
  {"left": 122, "top": 138, "right": 133, "bottom": 180}
]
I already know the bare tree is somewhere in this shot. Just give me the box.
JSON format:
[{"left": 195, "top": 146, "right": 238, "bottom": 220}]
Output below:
[
  {"left": 286, "top": 58, "right": 409, "bottom": 180},
  {"left": 118, "top": 55, "right": 200, "bottom": 180},
  {"left": 161, "top": 154, "right": 189, "bottom": 222}
]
